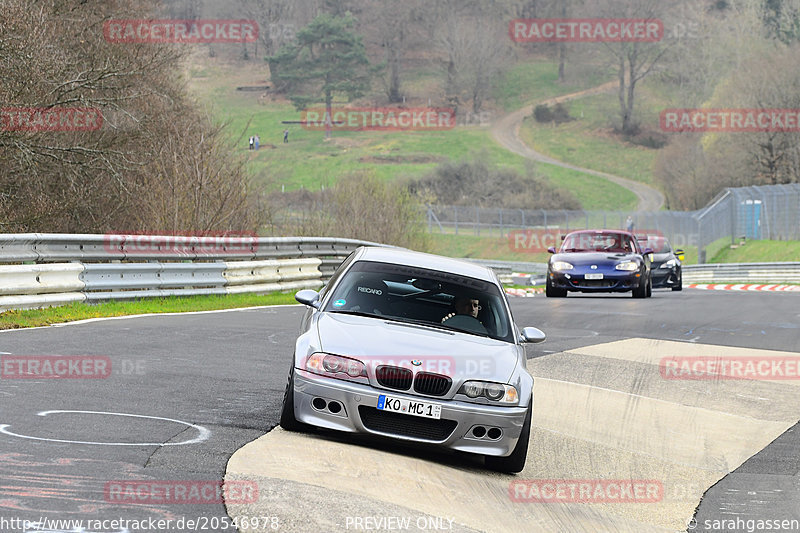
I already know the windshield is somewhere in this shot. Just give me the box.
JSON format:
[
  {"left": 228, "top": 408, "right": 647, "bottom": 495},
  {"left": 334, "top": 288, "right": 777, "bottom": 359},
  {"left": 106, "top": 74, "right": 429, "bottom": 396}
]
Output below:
[
  {"left": 323, "top": 260, "right": 514, "bottom": 343},
  {"left": 644, "top": 236, "right": 673, "bottom": 254},
  {"left": 560, "top": 232, "right": 636, "bottom": 254}
]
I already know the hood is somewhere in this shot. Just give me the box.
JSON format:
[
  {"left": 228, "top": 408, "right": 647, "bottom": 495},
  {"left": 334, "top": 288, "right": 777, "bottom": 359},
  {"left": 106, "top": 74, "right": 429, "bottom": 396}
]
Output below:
[
  {"left": 313, "top": 312, "right": 520, "bottom": 382},
  {"left": 551, "top": 252, "right": 640, "bottom": 266}
]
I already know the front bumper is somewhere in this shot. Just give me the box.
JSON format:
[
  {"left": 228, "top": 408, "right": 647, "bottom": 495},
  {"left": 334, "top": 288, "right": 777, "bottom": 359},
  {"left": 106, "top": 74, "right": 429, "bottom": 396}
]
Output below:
[
  {"left": 292, "top": 368, "right": 529, "bottom": 457},
  {"left": 651, "top": 267, "right": 679, "bottom": 288},
  {"left": 548, "top": 270, "right": 643, "bottom": 292}
]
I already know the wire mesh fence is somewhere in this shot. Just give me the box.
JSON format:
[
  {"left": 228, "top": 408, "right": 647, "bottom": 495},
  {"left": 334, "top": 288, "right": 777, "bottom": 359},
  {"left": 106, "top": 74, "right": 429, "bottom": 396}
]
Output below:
[{"left": 426, "top": 184, "right": 800, "bottom": 263}]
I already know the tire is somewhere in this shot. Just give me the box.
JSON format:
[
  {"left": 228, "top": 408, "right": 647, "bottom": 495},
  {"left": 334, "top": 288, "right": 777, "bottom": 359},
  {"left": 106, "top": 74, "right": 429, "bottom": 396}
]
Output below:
[
  {"left": 545, "top": 278, "right": 567, "bottom": 298},
  {"left": 645, "top": 276, "right": 652, "bottom": 297},
  {"left": 279, "top": 364, "right": 307, "bottom": 432},
  {"left": 485, "top": 402, "right": 532, "bottom": 474},
  {"left": 672, "top": 271, "right": 682, "bottom": 291},
  {"left": 632, "top": 276, "right": 647, "bottom": 298}
]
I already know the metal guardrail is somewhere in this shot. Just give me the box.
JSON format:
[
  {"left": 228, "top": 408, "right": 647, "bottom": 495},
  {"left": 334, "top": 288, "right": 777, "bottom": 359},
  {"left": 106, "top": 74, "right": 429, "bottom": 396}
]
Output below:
[
  {"left": 683, "top": 262, "right": 800, "bottom": 284},
  {"left": 465, "top": 259, "right": 547, "bottom": 276},
  {"left": 2, "top": 233, "right": 796, "bottom": 312},
  {"left": 0, "top": 234, "right": 386, "bottom": 311},
  {"left": 0, "top": 234, "right": 378, "bottom": 264}
]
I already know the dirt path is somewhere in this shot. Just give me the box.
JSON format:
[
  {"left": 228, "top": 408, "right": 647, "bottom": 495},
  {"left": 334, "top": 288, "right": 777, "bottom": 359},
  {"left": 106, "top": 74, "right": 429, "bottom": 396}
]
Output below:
[{"left": 491, "top": 81, "right": 665, "bottom": 212}]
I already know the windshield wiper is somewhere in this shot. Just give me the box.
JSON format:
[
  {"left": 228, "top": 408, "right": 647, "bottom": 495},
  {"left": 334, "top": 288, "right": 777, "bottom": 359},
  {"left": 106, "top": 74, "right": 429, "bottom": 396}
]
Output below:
[{"left": 328, "top": 309, "right": 379, "bottom": 319}]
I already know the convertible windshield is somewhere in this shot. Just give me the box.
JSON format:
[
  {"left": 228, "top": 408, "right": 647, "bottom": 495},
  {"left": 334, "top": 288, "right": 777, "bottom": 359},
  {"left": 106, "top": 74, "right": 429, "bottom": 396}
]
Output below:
[
  {"left": 323, "top": 260, "right": 514, "bottom": 342},
  {"left": 644, "top": 236, "right": 672, "bottom": 253},
  {"left": 561, "top": 232, "right": 636, "bottom": 253}
]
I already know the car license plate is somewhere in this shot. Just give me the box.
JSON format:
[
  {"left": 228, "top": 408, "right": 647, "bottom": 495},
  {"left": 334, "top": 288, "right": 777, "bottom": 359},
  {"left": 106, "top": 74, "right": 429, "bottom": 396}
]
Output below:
[
  {"left": 377, "top": 394, "right": 441, "bottom": 420},
  {"left": 585, "top": 273, "right": 604, "bottom": 280}
]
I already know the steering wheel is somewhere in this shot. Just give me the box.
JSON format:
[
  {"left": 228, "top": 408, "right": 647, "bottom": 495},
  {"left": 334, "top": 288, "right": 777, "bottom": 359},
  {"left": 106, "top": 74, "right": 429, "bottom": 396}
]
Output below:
[{"left": 442, "top": 314, "right": 488, "bottom": 335}]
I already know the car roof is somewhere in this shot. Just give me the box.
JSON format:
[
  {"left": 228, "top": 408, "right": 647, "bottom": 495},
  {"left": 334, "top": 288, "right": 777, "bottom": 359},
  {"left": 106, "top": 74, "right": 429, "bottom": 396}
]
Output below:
[{"left": 352, "top": 247, "right": 498, "bottom": 283}]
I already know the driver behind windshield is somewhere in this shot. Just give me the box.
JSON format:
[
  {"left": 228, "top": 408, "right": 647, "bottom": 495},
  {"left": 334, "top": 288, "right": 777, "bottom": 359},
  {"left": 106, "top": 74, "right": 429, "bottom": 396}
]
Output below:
[{"left": 442, "top": 296, "right": 480, "bottom": 323}]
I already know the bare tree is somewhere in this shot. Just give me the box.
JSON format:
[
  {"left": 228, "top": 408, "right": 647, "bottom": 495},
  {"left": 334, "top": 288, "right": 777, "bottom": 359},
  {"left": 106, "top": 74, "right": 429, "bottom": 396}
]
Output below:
[
  {"left": 0, "top": 0, "right": 261, "bottom": 233},
  {"left": 357, "top": 0, "right": 425, "bottom": 103},
  {"left": 596, "top": 0, "right": 670, "bottom": 134},
  {"left": 235, "top": 0, "right": 296, "bottom": 59},
  {"left": 704, "top": 44, "right": 800, "bottom": 186},
  {"left": 437, "top": 16, "right": 511, "bottom": 113}
]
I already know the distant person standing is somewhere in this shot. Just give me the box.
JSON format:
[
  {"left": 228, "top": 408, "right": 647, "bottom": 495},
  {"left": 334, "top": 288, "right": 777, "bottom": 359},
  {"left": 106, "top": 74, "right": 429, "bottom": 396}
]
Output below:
[
  {"left": 626, "top": 215, "right": 635, "bottom": 232},
  {"left": 283, "top": 129, "right": 289, "bottom": 143},
  {"left": 254, "top": 134, "right": 260, "bottom": 150},
  {"left": 249, "top": 136, "right": 254, "bottom": 150}
]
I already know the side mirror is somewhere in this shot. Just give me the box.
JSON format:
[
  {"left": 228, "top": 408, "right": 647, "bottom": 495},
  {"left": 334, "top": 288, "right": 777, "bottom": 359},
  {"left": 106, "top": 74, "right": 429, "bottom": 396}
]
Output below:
[
  {"left": 295, "top": 289, "right": 320, "bottom": 309},
  {"left": 643, "top": 247, "right": 654, "bottom": 255},
  {"left": 676, "top": 249, "right": 685, "bottom": 261},
  {"left": 520, "top": 327, "right": 546, "bottom": 344},
  {"left": 547, "top": 247, "right": 556, "bottom": 254}
]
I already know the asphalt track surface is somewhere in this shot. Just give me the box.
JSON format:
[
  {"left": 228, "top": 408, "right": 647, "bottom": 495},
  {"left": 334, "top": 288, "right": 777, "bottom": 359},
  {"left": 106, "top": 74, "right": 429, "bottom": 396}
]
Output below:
[{"left": 0, "top": 289, "right": 798, "bottom": 532}]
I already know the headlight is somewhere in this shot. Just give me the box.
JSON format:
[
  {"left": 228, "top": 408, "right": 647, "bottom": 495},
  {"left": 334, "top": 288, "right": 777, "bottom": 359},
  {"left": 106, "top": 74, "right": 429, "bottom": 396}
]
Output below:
[
  {"left": 660, "top": 259, "right": 677, "bottom": 269},
  {"left": 306, "top": 352, "right": 367, "bottom": 382},
  {"left": 458, "top": 381, "right": 519, "bottom": 404},
  {"left": 550, "top": 261, "right": 573, "bottom": 272},
  {"left": 615, "top": 261, "right": 638, "bottom": 271}
]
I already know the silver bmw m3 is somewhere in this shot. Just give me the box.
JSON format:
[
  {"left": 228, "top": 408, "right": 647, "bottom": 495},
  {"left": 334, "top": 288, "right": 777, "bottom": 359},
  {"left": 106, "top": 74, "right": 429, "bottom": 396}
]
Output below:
[{"left": 280, "top": 247, "right": 546, "bottom": 473}]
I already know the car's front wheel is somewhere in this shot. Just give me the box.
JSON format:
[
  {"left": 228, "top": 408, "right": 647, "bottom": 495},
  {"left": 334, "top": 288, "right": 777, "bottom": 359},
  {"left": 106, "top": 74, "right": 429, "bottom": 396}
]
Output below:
[
  {"left": 672, "top": 271, "right": 682, "bottom": 291},
  {"left": 545, "top": 278, "right": 567, "bottom": 298},
  {"left": 632, "top": 274, "right": 648, "bottom": 298},
  {"left": 485, "top": 402, "right": 532, "bottom": 474},
  {"left": 279, "top": 364, "right": 306, "bottom": 431}
]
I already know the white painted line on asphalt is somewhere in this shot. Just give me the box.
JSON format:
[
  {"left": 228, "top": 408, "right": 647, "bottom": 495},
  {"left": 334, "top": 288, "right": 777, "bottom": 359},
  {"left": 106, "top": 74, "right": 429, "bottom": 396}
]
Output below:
[
  {"left": 0, "top": 410, "right": 210, "bottom": 446},
  {"left": 0, "top": 304, "right": 303, "bottom": 334}
]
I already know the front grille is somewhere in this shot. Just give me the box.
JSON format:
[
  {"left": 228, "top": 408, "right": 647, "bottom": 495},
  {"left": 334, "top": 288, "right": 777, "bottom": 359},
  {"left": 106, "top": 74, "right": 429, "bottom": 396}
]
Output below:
[
  {"left": 413, "top": 372, "right": 452, "bottom": 396},
  {"left": 375, "top": 365, "right": 412, "bottom": 391},
  {"left": 572, "top": 280, "right": 617, "bottom": 288},
  {"left": 358, "top": 406, "right": 458, "bottom": 441}
]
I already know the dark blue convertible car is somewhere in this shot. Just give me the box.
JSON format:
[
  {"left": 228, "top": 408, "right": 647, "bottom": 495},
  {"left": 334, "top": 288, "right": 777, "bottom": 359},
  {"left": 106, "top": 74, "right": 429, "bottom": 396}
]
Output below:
[{"left": 546, "top": 230, "right": 653, "bottom": 298}]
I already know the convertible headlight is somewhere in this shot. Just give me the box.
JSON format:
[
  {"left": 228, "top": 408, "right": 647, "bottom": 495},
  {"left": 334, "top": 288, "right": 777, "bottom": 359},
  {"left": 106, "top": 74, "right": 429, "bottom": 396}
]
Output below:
[
  {"left": 660, "top": 259, "right": 677, "bottom": 269},
  {"left": 550, "top": 261, "right": 573, "bottom": 272},
  {"left": 458, "top": 381, "right": 518, "bottom": 404},
  {"left": 306, "top": 352, "right": 367, "bottom": 382},
  {"left": 615, "top": 261, "right": 638, "bottom": 271}
]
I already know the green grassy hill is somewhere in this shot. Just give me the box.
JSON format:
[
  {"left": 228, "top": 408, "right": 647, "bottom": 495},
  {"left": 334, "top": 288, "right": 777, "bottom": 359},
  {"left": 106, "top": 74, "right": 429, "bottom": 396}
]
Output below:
[{"left": 188, "top": 58, "right": 638, "bottom": 210}]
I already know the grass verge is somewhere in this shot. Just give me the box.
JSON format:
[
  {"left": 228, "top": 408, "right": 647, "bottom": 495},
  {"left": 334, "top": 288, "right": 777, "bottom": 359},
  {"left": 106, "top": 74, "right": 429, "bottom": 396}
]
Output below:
[
  {"left": 428, "top": 233, "right": 800, "bottom": 267},
  {"left": 710, "top": 240, "right": 800, "bottom": 263},
  {"left": 0, "top": 292, "right": 298, "bottom": 330}
]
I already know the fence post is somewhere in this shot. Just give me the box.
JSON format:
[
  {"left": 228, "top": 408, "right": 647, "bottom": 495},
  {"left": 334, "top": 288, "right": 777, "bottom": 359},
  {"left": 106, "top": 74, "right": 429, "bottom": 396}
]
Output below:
[{"left": 499, "top": 208, "right": 503, "bottom": 237}]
